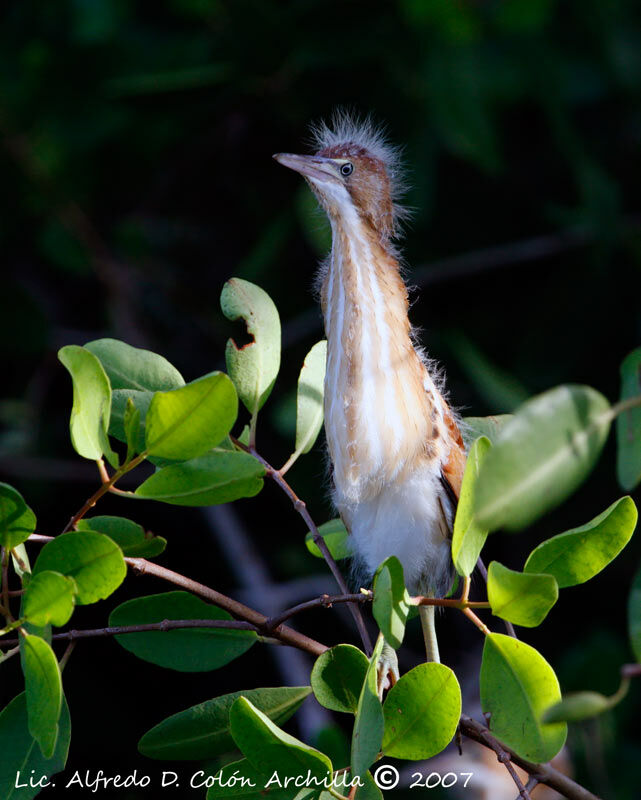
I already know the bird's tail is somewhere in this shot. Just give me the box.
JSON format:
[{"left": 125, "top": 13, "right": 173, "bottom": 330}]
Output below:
[{"left": 419, "top": 604, "right": 440, "bottom": 663}]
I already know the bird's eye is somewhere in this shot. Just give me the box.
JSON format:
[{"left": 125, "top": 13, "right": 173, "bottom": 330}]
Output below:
[{"left": 340, "top": 162, "right": 354, "bottom": 177}]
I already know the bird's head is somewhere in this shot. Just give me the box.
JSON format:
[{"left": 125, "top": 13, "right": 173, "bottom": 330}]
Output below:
[{"left": 274, "top": 114, "right": 407, "bottom": 243}]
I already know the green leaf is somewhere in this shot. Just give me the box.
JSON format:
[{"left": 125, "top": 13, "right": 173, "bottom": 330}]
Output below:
[
  {"left": 206, "top": 758, "right": 292, "bottom": 799},
  {"left": 0, "top": 693, "right": 71, "bottom": 800},
  {"left": 21, "top": 635, "right": 62, "bottom": 758},
  {"left": 372, "top": 557, "right": 410, "bottom": 650},
  {"left": 230, "top": 696, "right": 332, "bottom": 783},
  {"left": 452, "top": 436, "right": 491, "bottom": 576},
  {"left": 305, "top": 519, "right": 351, "bottom": 560},
  {"left": 58, "top": 345, "right": 117, "bottom": 466},
  {"left": 139, "top": 686, "right": 312, "bottom": 761},
  {"left": 85, "top": 338, "right": 185, "bottom": 391},
  {"left": 474, "top": 385, "right": 611, "bottom": 531},
  {"left": 616, "top": 347, "right": 641, "bottom": 490},
  {"left": 542, "top": 692, "right": 613, "bottom": 724},
  {"left": 0, "top": 483, "right": 36, "bottom": 549},
  {"left": 480, "top": 633, "right": 567, "bottom": 762},
  {"left": 382, "top": 663, "right": 461, "bottom": 759},
  {"left": 33, "top": 531, "right": 126, "bottom": 605},
  {"left": 462, "top": 415, "right": 513, "bottom": 448},
  {"left": 629, "top": 563, "right": 641, "bottom": 662},
  {"left": 77, "top": 515, "right": 167, "bottom": 558},
  {"left": 123, "top": 397, "right": 141, "bottom": 460},
  {"left": 311, "top": 645, "right": 369, "bottom": 714},
  {"left": 145, "top": 372, "right": 238, "bottom": 460},
  {"left": 221, "top": 279, "right": 281, "bottom": 416},
  {"left": 295, "top": 340, "right": 327, "bottom": 455},
  {"left": 135, "top": 450, "right": 265, "bottom": 506},
  {"left": 109, "top": 591, "right": 256, "bottom": 672},
  {"left": 524, "top": 496, "right": 637, "bottom": 587},
  {"left": 110, "top": 389, "right": 152, "bottom": 451},
  {"left": 351, "top": 635, "right": 384, "bottom": 780},
  {"left": 23, "top": 571, "right": 77, "bottom": 627},
  {"left": 487, "top": 561, "right": 558, "bottom": 627}
]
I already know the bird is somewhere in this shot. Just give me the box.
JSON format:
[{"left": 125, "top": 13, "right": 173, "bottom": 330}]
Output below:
[{"left": 274, "top": 114, "right": 467, "bottom": 662}]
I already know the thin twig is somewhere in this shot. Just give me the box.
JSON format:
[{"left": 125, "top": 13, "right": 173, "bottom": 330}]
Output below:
[
  {"left": 58, "top": 640, "right": 76, "bottom": 671},
  {"left": 460, "top": 714, "right": 603, "bottom": 800},
  {"left": 232, "top": 437, "right": 373, "bottom": 655},
  {"left": 475, "top": 725, "right": 531, "bottom": 799},
  {"left": 264, "top": 592, "right": 371, "bottom": 631}
]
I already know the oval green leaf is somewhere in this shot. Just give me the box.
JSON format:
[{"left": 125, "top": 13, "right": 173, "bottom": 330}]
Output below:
[
  {"left": 139, "top": 686, "right": 311, "bottom": 761},
  {"left": 85, "top": 338, "right": 185, "bottom": 391},
  {"left": 480, "top": 633, "right": 567, "bottom": 762},
  {"left": 461, "top": 415, "right": 512, "bottom": 448},
  {"left": 616, "top": 347, "right": 641, "bottom": 490},
  {"left": 474, "top": 385, "right": 611, "bottom": 531},
  {"left": 524, "top": 496, "right": 637, "bottom": 587},
  {"left": 487, "top": 561, "right": 558, "bottom": 627},
  {"left": 542, "top": 691, "right": 613, "bottom": 724},
  {"left": 311, "top": 645, "right": 369, "bottom": 714},
  {"left": 109, "top": 591, "right": 256, "bottom": 672},
  {"left": 0, "top": 693, "right": 71, "bottom": 800},
  {"left": 207, "top": 758, "right": 291, "bottom": 799},
  {"left": 373, "top": 557, "right": 410, "bottom": 650},
  {"left": 135, "top": 450, "right": 265, "bottom": 506},
  {"left": 305, "top": 519, "right": 351, "bottom": 560},
  {"left": 295, "top": 340, "right": 327, "bottom": 455},
  {"left": 23, "top": 571, "right": 77, "bottom": 627},
  {"left": 21, "top": 635, "right": 62, "bottom": 759},
  {"left": 77, "top": 515, "right": 166, "bottom": 558},
  {"left": 351, "top": 635, "right": 384, "bottom": 780},
  {"left": 382, "top": 662, "right": 461, "bottom": 760},
  {"left": 109, "top": 389, "right": 152, "bottom": 451},
  {"left": 145, "top": 372, "right": 238, "bottom": 460},
  {"left": 230, "top": 696, "right": 332, "bottom": 783},
  {"left": 0, "top": 483, "right": 36, "bottom": 549},
  {"left": 221, "top": 279, "right": 281, "bottom": 416},
  {"left": 33, "top": 531, "right": 126, "bottom": 605},
  {"left": 58, "top": 345, "right": 117, "bottom": 466},
  {"left": 452, "top": 436, "right": 491, "bottom": 577}
]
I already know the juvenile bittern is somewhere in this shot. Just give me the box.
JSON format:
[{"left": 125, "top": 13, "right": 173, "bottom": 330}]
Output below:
[{"left": 275, "top": 115, "right": 466, "bottom": 661}]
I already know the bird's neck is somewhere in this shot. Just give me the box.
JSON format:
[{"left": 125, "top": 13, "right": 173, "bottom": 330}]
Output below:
[{"left": 320, "top": 209, "right": 446, "bottom": 498}]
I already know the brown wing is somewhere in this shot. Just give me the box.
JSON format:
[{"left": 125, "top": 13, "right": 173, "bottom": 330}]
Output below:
[{"left": 441, "top": 409, "right": 467, "bottom": 500}]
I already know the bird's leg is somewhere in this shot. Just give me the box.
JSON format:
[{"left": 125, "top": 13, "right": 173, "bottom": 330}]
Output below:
[
  {"left": 377, "top": 640, "right": 400, "bottom": 700},
  {"left": 419, "top": 603, "right": 440, "bottom": 663}
]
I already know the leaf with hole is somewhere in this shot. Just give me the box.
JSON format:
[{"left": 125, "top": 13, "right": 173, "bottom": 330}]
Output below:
[
  {"left": 480, "top": 633, "right": 566, "bottom": 762},
  {"left": 452, "top": 436, "right": 491, "bottom": 576},
  {"left": 382, "top": 662, "right": 461, "bottom": 759},
  {"left": 305, "top": 519, "right": 351, "bottom": 560},
  {"left": 139, "top": 686, "right": 311, "bottom": 761},
  {"left": 109, "top": 591, "right": 256, "bottom": 672},
  {"left": 135, "top": 450, "right": 264, "bottom": 506},
  {"left": 294, "top": 340, "right": 327, "bottom": 455},
  {"left": 616, "top": 347, "right": 641, "bottom": 490},
  {"left": 487, "top": 561, "right": 558, "bottom": 627},
  {"left": 230, "top": 697, "right": 332, "bottom": 784},
  {"left": 0, "top": 483, "right": 36, "bottom": 549},
  {"left": 311, "top": 645, "right": 368, "bottom": 714},
  {"left": 21, "top": 635, "right": 62, "bottom": 758},
  {"left": 58, "top": 345, "right": 117, "bottom": 466},
  {"left": 221, "top": 279, "right": 281, "bottom": 416},
  {"left": 77, "top": 516, "right": 166, "bottom": 558},
  {"left": 351, "top": 635, "right": 384, "bottom": 780},
  {"left": 23, "top": 571, "right": 77, "bottom": 627},
  {"left": 145, "top": 372, "right": 238, "bottom": 460},
  {"left": 373, "top": 557, "right": 410, "bottom": 650},
  {"left": 474, "top": 385, "right": 611, "bottom": 530},
  {"left": 0, "top": 693, "right": 71, "bottom": 800},
  {"left": 33, "top": 531, "right": 126, "bottom": 605},
  {"left": 524, "top": 496, "right": 637, "bottom": 587}
]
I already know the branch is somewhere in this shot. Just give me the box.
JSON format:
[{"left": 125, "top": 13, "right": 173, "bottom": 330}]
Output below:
[
  {"left": 460, "top": 714, "right": 603, "bottom": 800},
  {"left": 232, "top": 437, "right": 373, "bottom": 655},
  {"left": 264, "top": 592, "right": 371, "bottom": 631}
]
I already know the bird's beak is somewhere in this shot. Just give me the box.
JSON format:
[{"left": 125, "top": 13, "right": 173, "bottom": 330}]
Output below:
[{"left": 273, "top": 153, "right": 339, "bottom": 184}]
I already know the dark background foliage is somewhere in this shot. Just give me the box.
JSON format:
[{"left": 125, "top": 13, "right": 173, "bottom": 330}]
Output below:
[{"left": 1, "top": 1, "right": 640, "bottom": 797}]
